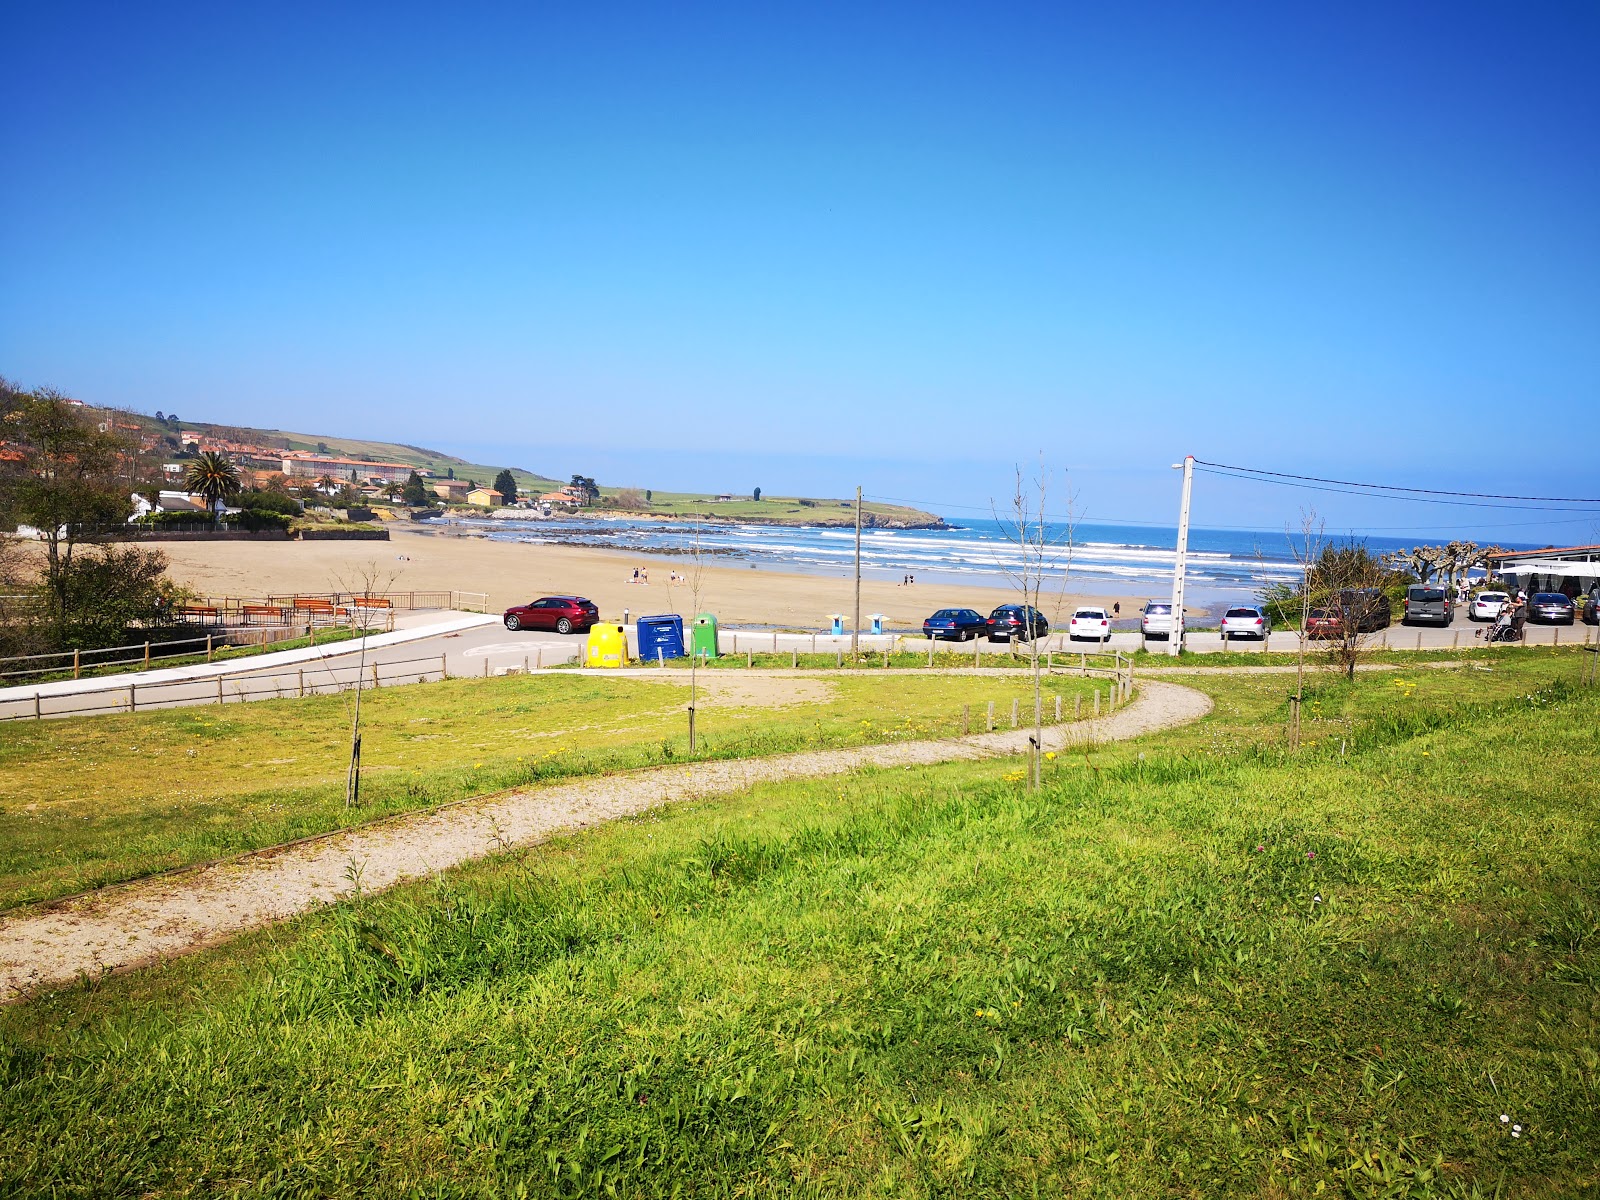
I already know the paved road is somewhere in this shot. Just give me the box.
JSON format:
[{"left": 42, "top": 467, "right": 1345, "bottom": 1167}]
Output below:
[{"left": 2, "top": 608, "right": 1593, "bottom": 721}]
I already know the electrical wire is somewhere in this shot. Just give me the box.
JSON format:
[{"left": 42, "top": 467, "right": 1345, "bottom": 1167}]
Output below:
[
  {"left": 1192, "top": 465, "right": 1600, "bottom": 514},
  {"left": 1193, "top": 459, "right": 1600, "bottom": 505}
]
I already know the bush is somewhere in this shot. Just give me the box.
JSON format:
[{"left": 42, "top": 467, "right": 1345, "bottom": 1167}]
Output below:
[
  {"left": 234, "top": 490, "right": 302, "bottom": 517},
  {"left": 224, "top": 509, "right": 293, "bottom": 532}
]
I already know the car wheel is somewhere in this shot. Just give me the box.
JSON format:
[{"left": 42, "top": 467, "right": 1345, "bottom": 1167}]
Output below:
[
  {"left": 555, "top": 617, "right": 573, "bottom": 634},
  {"left": 504, "top": 614, "right": 521, "bottom": 631}
]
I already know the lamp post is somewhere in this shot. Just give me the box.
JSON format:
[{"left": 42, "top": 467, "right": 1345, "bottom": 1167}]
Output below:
[{"left": 1168, "top": 456, "right": 1195, "bottom": 657}]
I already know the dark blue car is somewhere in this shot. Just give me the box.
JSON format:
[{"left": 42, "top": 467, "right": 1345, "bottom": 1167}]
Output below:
[{"left": 922, "top": 607, "right": 987, "bottom": 641}]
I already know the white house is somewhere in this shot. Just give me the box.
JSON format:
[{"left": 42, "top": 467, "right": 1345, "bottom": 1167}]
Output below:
[{"left": 130, "top": 491, "right": 211, "bottom": 520}]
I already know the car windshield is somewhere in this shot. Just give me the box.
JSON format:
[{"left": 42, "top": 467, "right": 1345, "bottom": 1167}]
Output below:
[
  {"left": 1533, "top": 593, "right": 1567, "bottom": 603},
  {"left": 1410, "top": 589, "right": 1445, "bottom": 601},
  {"left": 1225, "top": 608, "right": 1258, "bottom": 617},
  {"left": 1074, "top": 609, "right": 1104, "bottom": 619},
  {"left": 1478, "top": 593, "right": 1506, "bottom": 601},
  {"left": 1146, "top": 604, "right": 1171, "bottom": 614}
]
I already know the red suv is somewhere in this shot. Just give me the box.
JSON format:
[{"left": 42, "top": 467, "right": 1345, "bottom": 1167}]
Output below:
[{"left": 503, "top": 596, "right": 599, "bottom": 634}]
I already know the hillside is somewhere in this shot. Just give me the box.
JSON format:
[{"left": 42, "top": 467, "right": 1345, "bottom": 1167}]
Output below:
[{"left": 120, "top": 409, "right": 945, "bottom": 527}]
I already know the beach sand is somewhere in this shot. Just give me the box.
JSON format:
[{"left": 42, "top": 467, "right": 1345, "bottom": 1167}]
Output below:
[{"left": 156, "top": 528, "right": 1147, "bottom": 628}]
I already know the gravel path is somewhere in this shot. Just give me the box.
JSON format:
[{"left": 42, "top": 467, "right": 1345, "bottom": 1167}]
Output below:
[{"left": 0, "top": 680, "right": 1211, "bottom": 999}]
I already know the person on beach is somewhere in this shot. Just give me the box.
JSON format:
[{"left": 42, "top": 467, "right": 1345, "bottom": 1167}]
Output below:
[{"left": 631, "top": 567, "right": 640, "bottom": 584}]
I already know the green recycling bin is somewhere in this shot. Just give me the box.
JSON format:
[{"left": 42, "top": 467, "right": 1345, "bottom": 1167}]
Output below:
[{"left": 690, "top": 613, "right": 720, "bottom": 659}]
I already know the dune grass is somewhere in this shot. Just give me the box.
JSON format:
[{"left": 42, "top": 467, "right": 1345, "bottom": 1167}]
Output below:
[
  {"left": 0, "top": 671, "right": 1099, "bottom": 910},
  {"left": 1, "top": 659, "right": 1596, "bottom": 1195}
]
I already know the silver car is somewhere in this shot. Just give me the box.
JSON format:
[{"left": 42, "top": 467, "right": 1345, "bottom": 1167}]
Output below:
[
  {"left": 1220, "top": 605, "right": 1269, "bottom": 640},
  {"left": 1141, "top": 600, "right": 1182, "bottom": 640}
]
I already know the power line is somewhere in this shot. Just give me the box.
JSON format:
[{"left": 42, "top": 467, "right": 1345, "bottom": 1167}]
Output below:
[
  {"left": 1192, "top": 465, "right": 1600, "bottom": 514},
  {"left": 1194, "top": 459, "right": 1600, "bottom": 505}
]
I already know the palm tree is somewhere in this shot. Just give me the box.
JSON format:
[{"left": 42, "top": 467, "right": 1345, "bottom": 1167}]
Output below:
[{"left": 184, "top": 451, "right": 241, "bottom": 523}]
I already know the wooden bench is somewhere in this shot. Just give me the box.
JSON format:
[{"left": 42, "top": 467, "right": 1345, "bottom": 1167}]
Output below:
[
  {"left": 177, "top": 605, "right": 219, "bottom": 622},
  {"left": 240, "top": 604, "right": 289, "bottom": 625},
  {"left": 292, "top": 598, "right": 337, "bottom": 614},
  {"left": 350, "top": 596, "right": 394, "bottom": 609}
]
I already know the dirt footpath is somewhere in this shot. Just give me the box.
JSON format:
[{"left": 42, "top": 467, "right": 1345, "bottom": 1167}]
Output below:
[{"left": 0, "top": 681, "right": 1211, "bottom": 999}]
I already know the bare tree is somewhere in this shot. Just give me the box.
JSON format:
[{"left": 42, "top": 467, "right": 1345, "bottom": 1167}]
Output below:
[
  {"left": 330, "top": 559, "right": 405, "bottom": 808},
  {"left": 1302, "top": 541, "right": 1399, "bottom": 682},
  {"left": 992, "top": 459, "right": 1075, "bottom": 791}
]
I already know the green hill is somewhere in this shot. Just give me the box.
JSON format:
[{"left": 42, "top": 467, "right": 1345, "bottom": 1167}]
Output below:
[{"left": 123, "top": 410, "right": 944, "bottom": 525}]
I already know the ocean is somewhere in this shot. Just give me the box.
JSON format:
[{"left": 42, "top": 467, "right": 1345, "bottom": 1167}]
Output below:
[{"left": 437, "top": 514, "right": 1527, "bottom": 609}]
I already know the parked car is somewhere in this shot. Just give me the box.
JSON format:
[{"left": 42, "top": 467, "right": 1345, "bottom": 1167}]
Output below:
[
  {"left": 1584, "top": 596, "right": 1599, "bottom": 626},
  {"left": 1068, "top": 606, "right": 1111, "bottom": 642},
  {"left": 1527, "top": 592, "right": 1575, "bottom": 625},
  {"left": 1220, "top": 605, "right": 1269, "bottom": 640},
  {"left": 1469, "top": 591, "right": 1509, "bottom": 622},
  {"left": 1306, "top": 590, "right": 1392, "bottom": 639},
  {"left": 1402, "top": 585, "right": 1452, "bottom": 627},
  {"left": 1141, "top": 600, "right": 1184, "bottom": 640},
  {"left": 986, "top": 604, "right": 1049, "bottom": 642},
  {"left": 1335, "top": 588, "right": 1392, "bottom": 632},
  {"left": 922, "top": 608, "right": 987, "bottom": 640},
  {"left": 503, "top": 595, "right": 599, "bottom": 634}
]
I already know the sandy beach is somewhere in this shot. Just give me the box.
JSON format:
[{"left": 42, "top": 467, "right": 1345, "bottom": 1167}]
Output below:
[{"left": 156, "top": 528, "right": 1150, "bottom": 628}]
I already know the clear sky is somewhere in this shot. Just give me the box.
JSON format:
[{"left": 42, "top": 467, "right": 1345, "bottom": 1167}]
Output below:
[{"left": 3, "top": 2, "right": 1597, "bottom": 541}]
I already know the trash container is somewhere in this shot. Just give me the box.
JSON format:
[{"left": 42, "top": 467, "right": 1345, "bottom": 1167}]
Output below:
[
  {"left": 637, "top": 613, "right": 686, "bottom": 661},
  {"left": 830, "top": 614, "right": 845, "bottom": 636},
  {"left": 691, "top": 613, "right": 719, "bottom": 659},
  {"left": 584, "top": 624, "right": 629, "bottom": 669},
  {"left": 869, "top": 613, "right": 884, "bottom": 635}
]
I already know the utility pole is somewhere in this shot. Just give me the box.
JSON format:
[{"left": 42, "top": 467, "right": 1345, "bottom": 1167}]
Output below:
[
  {"left": 1168, "top": 456, "right": 1194, "bottom": 657},
  {"left": 852, "top": 485, "right": 862, "bottom": 662}
]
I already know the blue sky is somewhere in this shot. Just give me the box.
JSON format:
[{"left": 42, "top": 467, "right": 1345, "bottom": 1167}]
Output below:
[{"left": 3, "top": 2, "right": 1597, "bottom": 541}]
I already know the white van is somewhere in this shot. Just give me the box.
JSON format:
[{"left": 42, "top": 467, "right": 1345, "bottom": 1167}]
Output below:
[{"left": 1141, "top": 600, "right": 1183, "bottom": 640}]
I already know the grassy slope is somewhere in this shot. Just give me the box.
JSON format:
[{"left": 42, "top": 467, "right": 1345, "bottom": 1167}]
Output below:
[
  {"left": 149, "top": 416, "right": 941, "bottom": 524},
  {"left": 1, "top": 661, "right": 1596, "bottom": 1196},
  {"left": 0, "top": 672, "right": 1098, "bottom": 909}
]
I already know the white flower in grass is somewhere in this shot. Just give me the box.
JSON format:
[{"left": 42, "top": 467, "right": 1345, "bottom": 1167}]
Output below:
[{"left": 1500, "top": 1115, "right": 1509, "bottom": 1124}]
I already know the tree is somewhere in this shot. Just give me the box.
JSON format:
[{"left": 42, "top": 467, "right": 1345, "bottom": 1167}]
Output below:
[
  {"left": 645, "top": 489, "right": 652, "bottom": 504},
  {"left": 493, "top": 470, "right": 519, "bottom": 505},
  {"left": 753, "top": 487, "right": 761, "bottom": 502},
  {"left": 401, "top": 470, "right": 432, "bottom": 507},
  {"left": 183, "top": 450, "right": 241, "bottom": 522},
  {"left": 0, "top": 388, "right": 135, "bottom": 616},
  {"left": 569, "top": 474, "right": 599, "bottom": 505},
  {"left": 446, "top": 467, "right": 455, "bottom": 480},
  {"left": 1286, "top": 539, "right": 1405, "bottom": 682},
  {"left": 0, "top": 387, "right": 173, "bottom": 650},
  {"left": 992, "top": 459, "right": 1075, "bottom": 791},
  {"left": 155, "top": 410, "right": 165, "bottom": 422}
]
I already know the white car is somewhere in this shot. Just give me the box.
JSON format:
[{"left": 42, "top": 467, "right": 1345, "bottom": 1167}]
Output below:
[
  {"left": 1469, "top": 591, "right": 1509, "bottom": 622},
  {"left": 1141, "top": 600, "right": 1183, "bottom": 640},
  {"left": 1069, "top": 607, "right": 1111, "bottom": 642},
  {"left": 1220, "top": 605, "right": 1269, "bottom": 640}
]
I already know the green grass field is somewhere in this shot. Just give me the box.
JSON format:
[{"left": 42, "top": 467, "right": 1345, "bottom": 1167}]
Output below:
[
  {"left": 1, "top": 659, "right": 1596, "bottom": 1196},
  {"left": 0, "top": 671, "right": 1099, "bottom": 910}
]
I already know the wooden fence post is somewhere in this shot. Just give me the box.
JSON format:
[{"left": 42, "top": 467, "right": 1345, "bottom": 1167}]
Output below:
[
  {"left": 129, "top": 683, "right": 136, "bottom": 712},
  {"left": 34, "top": 693, "right": 41, "bottom": 720},
  {"left": 1011, "top": 698, "right": 1019, "bottom": 728},
  {"left": 298, "top": 669, "right": 305, "bottom": 697},
  {"left": 217, "top": 678, "right": 224, "bottom": 705},
  {"left": 986, "top": 700, "right": 995, "bottom": 731},
  {"left": 1075, "top": 694, "right": 1081, "bottom": 720},
  {"left": 1093, "top": 690, "right": 1100, "bottom": 716},
  {"left": 1054, "top": 695, "right": 1062, "bottom": 722},
  {"left": 962, "top": 704, "right": 970, "bottom": 735},
  {"left": 792, "top": 648, "right": 798, "bottom": 668},
  {"left": 143, "top": 642, "right": 150, "bottom": 669},
  {"left": 373, "top": 663, "right": 381, "bottom": 688},
  {"left": 206, "top": 634, "right": 213, "bottom": 663}
]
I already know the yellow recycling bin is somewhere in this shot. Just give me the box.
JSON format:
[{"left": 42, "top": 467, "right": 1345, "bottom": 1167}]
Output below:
[{"left": 585, "top": 623, "right": 630, "bottom": 669}]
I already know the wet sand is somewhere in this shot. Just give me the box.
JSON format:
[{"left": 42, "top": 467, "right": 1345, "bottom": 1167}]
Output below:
[{"left": 157, "top": 528, "right": 1148, "bottom": 628}]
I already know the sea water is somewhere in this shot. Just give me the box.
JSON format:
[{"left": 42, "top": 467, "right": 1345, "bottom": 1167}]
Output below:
[{"left": 440, "top": 515, "right": 1520, "bottom": 608}]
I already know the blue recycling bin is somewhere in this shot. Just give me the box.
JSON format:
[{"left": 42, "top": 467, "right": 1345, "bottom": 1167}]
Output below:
[{"left": 636, "top": 614, "right": 686, "bottom": 661}]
